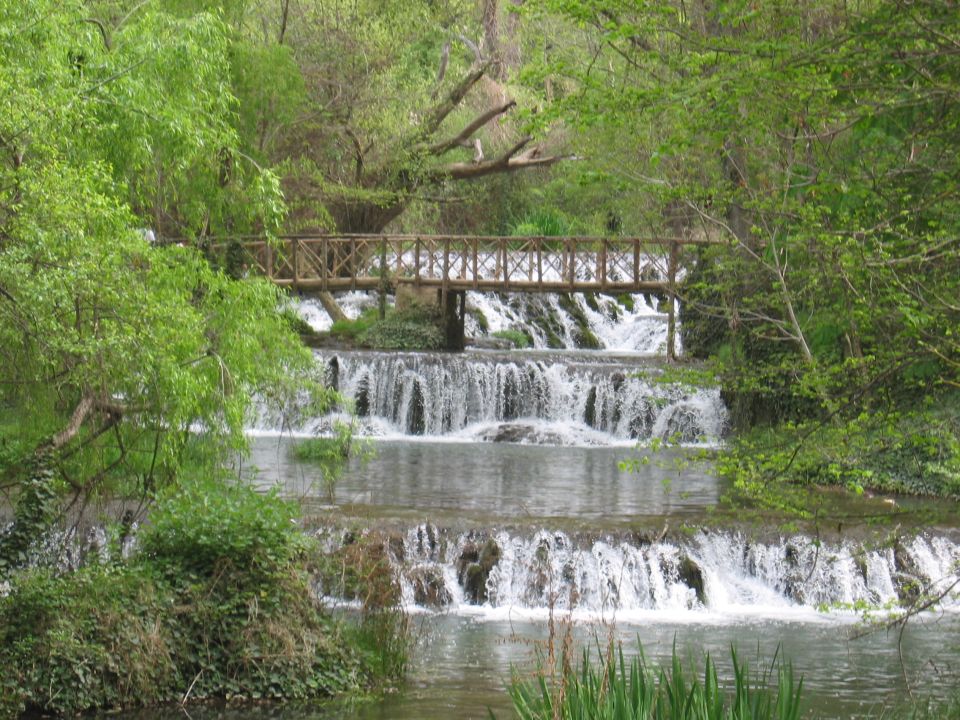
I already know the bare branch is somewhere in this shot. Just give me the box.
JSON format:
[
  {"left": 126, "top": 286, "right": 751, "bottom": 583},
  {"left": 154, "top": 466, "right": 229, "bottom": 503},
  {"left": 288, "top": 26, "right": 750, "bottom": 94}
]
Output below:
[
  {"left": 419, "top": 62, "right": 490, "bottom": 138},
  {"left": 431, "top": 41, "right": 451, "bottom": 98},
  {"left": 50, "top": 396, "right": 95, "bottom": 450},
  {"left": 458, "top": 34, "right": 483, "bottom": 64},
  {"left": 427, "top": 100, "right": 516, "bottom": 156},
  {"left": 83, "top": 18, "right": 110, "bottom": 50},
  {"left": 440, "top": 139, "right": 570, "bottom": 180}
]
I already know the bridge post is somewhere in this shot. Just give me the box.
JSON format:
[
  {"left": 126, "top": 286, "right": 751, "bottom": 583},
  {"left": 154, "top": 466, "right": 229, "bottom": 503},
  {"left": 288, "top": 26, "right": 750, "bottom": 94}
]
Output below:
[
  {"left": 378, "top": 237, "right": 388, "bottom": 321},
  {"left": 439, "top": 289, "right": 465, "bottom": 351},
  {"left": 666, "top": 239, "right": 679, "bottom": 363}
]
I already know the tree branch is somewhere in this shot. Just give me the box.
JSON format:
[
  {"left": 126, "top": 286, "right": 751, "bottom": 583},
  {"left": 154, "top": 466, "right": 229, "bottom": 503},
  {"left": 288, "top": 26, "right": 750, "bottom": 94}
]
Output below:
[
  {"left": 83, "top": 18, "right": 110, "bottom": 50},
  {"left": 50, "top": 396, "right": 95, "bottom": 451},
  {"left": 419, "top": 62, "right": 490, "bottom": 138},
  {"left": 440, "top": 139, "right": 570, "bottom": 180},
  {"left": 427, "top": 100, "right": 516, "bottom": 156},
  {"left": 431, "top": 41, "right": 451, "bottom": 98}
]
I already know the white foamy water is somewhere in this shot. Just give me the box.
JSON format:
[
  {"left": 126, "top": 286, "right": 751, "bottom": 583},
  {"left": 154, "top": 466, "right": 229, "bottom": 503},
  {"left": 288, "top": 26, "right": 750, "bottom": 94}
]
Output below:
[
  {"left": 319, "top": 525, "right": 960, "bottom": 624},
  {"left": 252, "top": 350, "right": 726, "bottom": 446}
]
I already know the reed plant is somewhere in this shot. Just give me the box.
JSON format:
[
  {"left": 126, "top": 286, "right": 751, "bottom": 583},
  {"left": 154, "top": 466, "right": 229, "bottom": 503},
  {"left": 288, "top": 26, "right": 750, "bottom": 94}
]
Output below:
[{"left": 503, "top": 641, "right": 805, "bottom": 720}]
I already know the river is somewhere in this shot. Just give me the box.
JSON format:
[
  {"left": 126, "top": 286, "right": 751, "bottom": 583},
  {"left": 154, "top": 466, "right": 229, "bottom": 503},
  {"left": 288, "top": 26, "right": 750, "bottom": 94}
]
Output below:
[{"left": 230, "top": 341, "right": 960, "bottom": 718}]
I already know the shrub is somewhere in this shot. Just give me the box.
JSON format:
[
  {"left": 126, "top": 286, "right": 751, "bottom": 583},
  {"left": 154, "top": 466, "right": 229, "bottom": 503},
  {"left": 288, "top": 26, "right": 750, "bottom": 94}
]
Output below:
[
  {"left": 138, "top": 479, "right": 305, "bottom": 577},
  {"left": 359, "top": 314, "right": 445, "bottom": 351},
  {"left": 0, "top": 482, "right": 403, "bottom": 717},
  {"left": 330, "top": 308, "right": 380, "bottom": 341}
]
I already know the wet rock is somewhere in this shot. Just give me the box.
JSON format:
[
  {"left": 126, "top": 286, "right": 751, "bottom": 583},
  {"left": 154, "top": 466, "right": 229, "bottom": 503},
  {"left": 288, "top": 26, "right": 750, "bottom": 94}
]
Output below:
[
  {"left": 355, "top": 376, "right": 370, "bottom": 417},
  {"left": 678, "top": 555, "right": 706, "bottom": 605},
  {"left": 325, "top": 356, "right": 340, "bottom": 390},
  {"left": 458, "top": 539, "right": 501, "bottom": 604},
  {"left": 408, "top": 379, "right": 426, "bottom": 435},
  {"left": 479, "top": 423, "right": 564, "bottom": 445},
  {"left": 584, "top": 386, "right": 598, "bottom": 428},
  {"left": 388, "top": 533, "right": 406, "bottom": 563},
  {"left": 415, "top": 524, "right": 440, "bottom": 560},
  {"left": 408, "top": 566, "right": 452, "bottom": 608},
  {"left": 893, "top": 537, "right": 924, "bottom": 605}
]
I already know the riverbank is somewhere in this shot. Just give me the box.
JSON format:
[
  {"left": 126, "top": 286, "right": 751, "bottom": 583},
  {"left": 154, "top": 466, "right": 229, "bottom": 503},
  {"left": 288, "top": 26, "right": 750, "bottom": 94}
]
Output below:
[{"left": 0, "top": 481, "right": 406, "bottom": 719}]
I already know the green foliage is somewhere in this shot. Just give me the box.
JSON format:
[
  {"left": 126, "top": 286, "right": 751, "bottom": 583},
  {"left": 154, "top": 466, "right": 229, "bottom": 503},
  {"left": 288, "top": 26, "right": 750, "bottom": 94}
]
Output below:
[
  {"left": 720, "top": 404, "right": 960, "bottom": 509},
  {"left": 138, "top": 479, "right": 305, "bottom": 577},
  {"left": 359, "top": 309, "right": 445, "bottom": 351},
  {"left": 0, "top": 0, "right": 340, "bottom": 569},
  {"left": 0, "top": 455, "right": 58, "bottom": 576},
  {"left": 293, "top": 421, "right": 373, "bottom": 502},
  {"left": 503, "top": 641, "right": 803, "bottom": 720},
  {"left": 511, "top": 208, "right": 576, "bottom": 237},
  {"left": 0, "top": 484, "right": 408, "bottom": 718},
  {"left": 330, "top": 308, "right": 382, "bottom": 341},
  {"left": 493, "top": 328, "right": 533, "bottom": 349}
]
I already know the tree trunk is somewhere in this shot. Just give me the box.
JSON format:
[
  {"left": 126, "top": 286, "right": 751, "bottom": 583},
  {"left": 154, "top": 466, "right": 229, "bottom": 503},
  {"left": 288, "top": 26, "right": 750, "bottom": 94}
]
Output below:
[{"left": 318, "top": 290, "right": 348, "bottom": 323}]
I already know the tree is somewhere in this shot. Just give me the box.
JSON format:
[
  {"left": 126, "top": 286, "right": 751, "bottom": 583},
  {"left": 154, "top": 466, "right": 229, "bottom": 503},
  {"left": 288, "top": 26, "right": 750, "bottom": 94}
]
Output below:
[
  {"left": 0, "top": 0, "right": 332, "bottom": 571},
  {"left": 530, "top": 0, "right": 960, "bottom": 495}
]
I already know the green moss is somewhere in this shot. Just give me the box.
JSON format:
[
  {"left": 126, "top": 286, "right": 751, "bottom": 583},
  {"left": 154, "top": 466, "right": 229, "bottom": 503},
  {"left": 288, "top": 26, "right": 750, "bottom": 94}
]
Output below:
[
  {"left": 329, "top": 308, "right": 380, "bottom": 341},
  {"left": 557, "top": 294, "right": 601, "bottom": 350},
  {"left": 280, "top": 306, "right": 318, "bottom": 337},
  {"left": 492, "top": 329, "right": 532, "bottom": 348},
  {"left": 468, "top": 306, "right": 490, "bottom": 333}
]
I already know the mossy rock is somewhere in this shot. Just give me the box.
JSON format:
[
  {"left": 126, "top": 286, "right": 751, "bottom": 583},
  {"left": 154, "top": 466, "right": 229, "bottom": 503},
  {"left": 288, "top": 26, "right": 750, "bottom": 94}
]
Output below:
[{"left": 678, "top": 555, "right": 706, "bottom": 605}]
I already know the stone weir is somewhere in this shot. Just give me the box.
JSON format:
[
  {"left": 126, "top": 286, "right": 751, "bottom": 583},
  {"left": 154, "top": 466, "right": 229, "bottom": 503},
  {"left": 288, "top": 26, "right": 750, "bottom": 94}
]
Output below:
[
  {"left": 315, "top": 523, "right": 960, "bottom": 618},
  {"left": 313, "top": 350, "right": 727, "bottom": 443}
]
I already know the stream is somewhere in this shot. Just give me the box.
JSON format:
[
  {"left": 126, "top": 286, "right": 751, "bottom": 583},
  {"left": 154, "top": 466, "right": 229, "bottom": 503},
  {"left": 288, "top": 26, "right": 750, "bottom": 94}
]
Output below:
[
  {"left": 116, "top": 292, "right": 960, "bottom": 719},
  {"left": 233, "top": 337, "right": 960, "bottom": 718}
]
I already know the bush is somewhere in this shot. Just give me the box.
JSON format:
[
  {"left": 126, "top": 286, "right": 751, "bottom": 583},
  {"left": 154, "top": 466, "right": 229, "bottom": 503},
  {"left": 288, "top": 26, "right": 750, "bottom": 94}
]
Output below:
[
  {"left": 503, "top": 642, "right": 804, "bottom": 720},
  {"left": 722, "top": 406, "right": 960, "bottom": 504},
  {"left": 0, "top": 483, "right": 406, "bottom": 717},
  {"left": 330, "top": 308, "right": 380, "bottom": 341},
  {"left": 359, "top": 313, "right": 445, "bottom": 351},
  {"left": 139, "top": 479, "right": 305, "bottom": 576}
]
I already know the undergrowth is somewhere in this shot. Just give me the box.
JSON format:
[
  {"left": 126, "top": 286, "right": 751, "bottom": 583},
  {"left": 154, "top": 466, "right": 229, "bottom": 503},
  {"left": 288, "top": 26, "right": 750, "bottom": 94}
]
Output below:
[
  {"left": 722, "top": 405, "right": 960, "bottom": 504},
  {"left": 0, "top": 480, "right": 407, "bottom": 718},
  {"left": 493, "top": 328, "right": 532, "bottom": 348}
]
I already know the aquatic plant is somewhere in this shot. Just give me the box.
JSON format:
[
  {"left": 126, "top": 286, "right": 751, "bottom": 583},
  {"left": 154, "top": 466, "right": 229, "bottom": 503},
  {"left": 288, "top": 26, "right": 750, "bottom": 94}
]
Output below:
[{"left": 503, "top": 641, "right": 804, "bottom": 720}]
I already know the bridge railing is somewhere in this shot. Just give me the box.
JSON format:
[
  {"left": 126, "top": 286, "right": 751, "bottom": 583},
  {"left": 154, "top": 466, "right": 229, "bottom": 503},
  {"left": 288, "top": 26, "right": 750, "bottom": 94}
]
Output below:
[
  {"left": 209, "top": 234, "right": 718, "bottom": 360},
  {"left": 216, "top": 234, "right": 710, "bottom": 293}
]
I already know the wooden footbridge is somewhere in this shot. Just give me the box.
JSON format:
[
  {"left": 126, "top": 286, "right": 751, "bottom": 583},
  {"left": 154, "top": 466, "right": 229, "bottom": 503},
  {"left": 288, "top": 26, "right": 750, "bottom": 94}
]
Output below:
[{"left": 216, "top": 234, "right": 715, "bottom": 356}]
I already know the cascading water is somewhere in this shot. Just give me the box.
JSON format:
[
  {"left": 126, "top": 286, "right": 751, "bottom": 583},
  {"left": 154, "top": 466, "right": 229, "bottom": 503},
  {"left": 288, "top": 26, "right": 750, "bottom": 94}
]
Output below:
[
  {"left": 320, "top": 524, "right": 960, "bottom": 621},
  {"left": 295, "top": 288, "right": 672, "bottom": 353},
  {"left": 266, "top": 350, "right": 727, "bottom": 444}
]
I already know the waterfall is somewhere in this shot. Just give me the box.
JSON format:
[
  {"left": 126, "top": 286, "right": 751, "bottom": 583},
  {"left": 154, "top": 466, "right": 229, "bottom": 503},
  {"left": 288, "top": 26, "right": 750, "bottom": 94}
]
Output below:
[
  {"left": 274, "top": 350, "right": 727, "bottom": 445},
  {"left": 319, "top": 525, "right": 960, "bottom": 620},
  {"left": 295, "top": 289, "right": 672, "bottom": 353}
]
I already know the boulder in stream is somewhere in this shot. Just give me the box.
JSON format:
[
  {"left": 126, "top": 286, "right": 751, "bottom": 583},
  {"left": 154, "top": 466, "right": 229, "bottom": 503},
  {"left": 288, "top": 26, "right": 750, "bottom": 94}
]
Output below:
[
  {"left": 457, "top": 539, "right": 501, "bottom": 604},
  {"left": 408, "top": 566, "right": 453, "bottom": 608}
]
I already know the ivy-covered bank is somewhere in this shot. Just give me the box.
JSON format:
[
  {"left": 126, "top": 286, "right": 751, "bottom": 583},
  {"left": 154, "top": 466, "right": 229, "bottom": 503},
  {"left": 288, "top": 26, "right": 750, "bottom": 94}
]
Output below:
[{"left": 0, "top": 482, "right": 406, "bottom": 718}]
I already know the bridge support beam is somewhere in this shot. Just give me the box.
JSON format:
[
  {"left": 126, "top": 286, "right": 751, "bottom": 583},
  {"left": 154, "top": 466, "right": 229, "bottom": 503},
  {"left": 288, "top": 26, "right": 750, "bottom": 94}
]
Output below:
[{"left": 439, "top": 289, "right": 466, "bottom": 352}]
